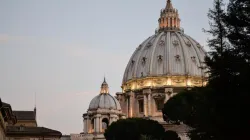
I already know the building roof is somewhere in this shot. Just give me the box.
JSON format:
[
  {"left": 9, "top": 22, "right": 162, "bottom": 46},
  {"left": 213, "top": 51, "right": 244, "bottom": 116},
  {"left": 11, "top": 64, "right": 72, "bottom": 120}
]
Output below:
[
  {"left": 89, "top": 93, "right": 121, "bottom": 111},
  {"left": 6, "top": 126, "right": 62, "bottom": 137},
  {"left": 2, "top": 102, "right": 11, "bottom": 108},
  {"left": 122, "top": 0, "right": 207, "bottom": 86},
  {"left": 88, "top": 79, "right": 121, "bottom": 111},
  {"left": 13, "top": 111, "right": 36, "bottom": 120},
  {"left": 0, "top": 100, "right": 17, "bottom": 124}
]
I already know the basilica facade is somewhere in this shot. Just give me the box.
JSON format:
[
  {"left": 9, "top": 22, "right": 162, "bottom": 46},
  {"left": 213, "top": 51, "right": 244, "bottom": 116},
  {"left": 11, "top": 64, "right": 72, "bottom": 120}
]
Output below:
[{"left": 76, "top": 0, "right": 207, "bottom": 140}]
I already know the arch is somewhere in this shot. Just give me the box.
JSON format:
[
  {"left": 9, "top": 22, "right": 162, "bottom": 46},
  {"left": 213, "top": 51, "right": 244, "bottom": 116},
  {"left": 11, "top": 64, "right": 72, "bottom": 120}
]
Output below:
[
  {"left": 102, "top": 118, "right": 109, "bottom": 132},
  {"left": 91, "top": 119, "right": 94, "bottom": 133}
]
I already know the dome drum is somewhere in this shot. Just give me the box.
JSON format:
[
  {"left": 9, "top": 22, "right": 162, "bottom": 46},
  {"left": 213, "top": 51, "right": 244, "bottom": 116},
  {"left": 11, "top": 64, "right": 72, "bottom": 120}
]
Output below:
[{"left": 122, "top": 76, "right": 207, "bottom": 92}]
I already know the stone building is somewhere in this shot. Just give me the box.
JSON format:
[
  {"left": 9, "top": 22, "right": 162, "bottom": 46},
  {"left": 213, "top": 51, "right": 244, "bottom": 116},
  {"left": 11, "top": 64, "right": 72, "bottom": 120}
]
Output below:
[
  {"left": 0, "top": 99, "right": 17, "bottom": 140},
  {"left": 6, "top": 126, "right": 62, "bottom": 140},
  {"left": 0, "top": 98, "right": 62, "bottom": 140},
  {"left": 60, "top": 135, "right": 71, "bottom": 140},
  {"left": 79, "top": 78, "right": 125, "bottom": 140},
  {"left": 12, "top": 110, "right": 37, "bottom": 127}
]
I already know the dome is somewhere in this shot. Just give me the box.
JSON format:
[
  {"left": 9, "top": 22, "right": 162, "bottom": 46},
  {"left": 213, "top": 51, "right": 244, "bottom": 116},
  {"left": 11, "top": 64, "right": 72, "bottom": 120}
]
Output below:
[
  {"left": 88, "top": 78, "right": 121, "bottom": 110},
  {"left": 122, "top": 0, "right": 207, "bottom": 92},
  {"left": 122, "top": 31, "right": 206, "bottom": 83},
  {"left": 88, "top": 94, "right": 121, "bottom": 110}
]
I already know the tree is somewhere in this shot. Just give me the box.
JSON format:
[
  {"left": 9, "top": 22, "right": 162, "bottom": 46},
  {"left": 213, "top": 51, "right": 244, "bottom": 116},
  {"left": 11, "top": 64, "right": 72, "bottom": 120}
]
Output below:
[
  {"left": 162, "top": 88, "right": 220, "bottom": 139},
  {"left": 226, "top": 0, "right": 250, "bottom": 61},
  {"left": 163, "top": 131, "right": 181, "bottom": 140},
  {"left": 203, "top": 0, "right": 236, "bottom": 92},
  {"left": 104, "top": 118, "right": 165, "bottom": 140},
  {"left": 223, "top": 0, "right": 250, "bottom": 137}
]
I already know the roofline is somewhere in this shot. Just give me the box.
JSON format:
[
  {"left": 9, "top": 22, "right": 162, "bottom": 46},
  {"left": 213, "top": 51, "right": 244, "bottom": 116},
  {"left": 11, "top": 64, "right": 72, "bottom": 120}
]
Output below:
[{"left": 0, "top": 101, "right": 17, "bottom": 124}]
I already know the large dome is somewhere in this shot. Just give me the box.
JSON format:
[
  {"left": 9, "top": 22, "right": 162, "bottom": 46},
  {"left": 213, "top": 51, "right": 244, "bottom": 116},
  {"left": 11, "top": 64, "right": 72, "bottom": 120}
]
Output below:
[
  {"left": 122, "top": 0, "right": 207, "bottom": 92},
  {"left": 88, "top": 78, "right": 121, "bottom": 111}
]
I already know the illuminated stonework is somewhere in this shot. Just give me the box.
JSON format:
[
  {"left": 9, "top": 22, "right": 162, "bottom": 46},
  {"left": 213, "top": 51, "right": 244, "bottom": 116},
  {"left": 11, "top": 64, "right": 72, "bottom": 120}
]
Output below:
[
  {"left": 122, "top": 76, "right": 207, "bottom": 92},
  {"left": 158, "top": 0, "right": 181, "bottom": 31}
]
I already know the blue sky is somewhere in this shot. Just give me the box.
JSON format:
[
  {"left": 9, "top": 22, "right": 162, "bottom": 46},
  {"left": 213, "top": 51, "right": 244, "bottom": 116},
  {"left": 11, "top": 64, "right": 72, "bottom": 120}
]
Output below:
[{"left": 1, "top": 0, "right": 213, "bottom": 134}]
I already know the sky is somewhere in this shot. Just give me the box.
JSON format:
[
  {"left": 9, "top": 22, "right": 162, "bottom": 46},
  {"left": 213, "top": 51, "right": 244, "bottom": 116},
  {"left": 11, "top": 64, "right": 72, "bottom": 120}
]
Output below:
[{"left": 0, "top": 0, "right": 214, "bottom": 135}]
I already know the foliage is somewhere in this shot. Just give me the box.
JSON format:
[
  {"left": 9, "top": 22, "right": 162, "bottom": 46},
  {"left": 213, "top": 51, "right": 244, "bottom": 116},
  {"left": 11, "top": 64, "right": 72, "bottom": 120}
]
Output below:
[
  {"left": 163, "top": 131, "right": 181, "bottom": 140},
  {"left": 162, "top": 88, "right": 216, "bottom": 128},
  {"left": 104, "top": 118, "right": 165, "bottom": 140}
]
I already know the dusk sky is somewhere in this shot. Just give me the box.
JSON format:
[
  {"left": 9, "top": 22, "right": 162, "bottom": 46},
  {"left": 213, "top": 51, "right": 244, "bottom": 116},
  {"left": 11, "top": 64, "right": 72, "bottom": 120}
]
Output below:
[{"left": 1, "top": 0, "right": 214, "bottom": 134}]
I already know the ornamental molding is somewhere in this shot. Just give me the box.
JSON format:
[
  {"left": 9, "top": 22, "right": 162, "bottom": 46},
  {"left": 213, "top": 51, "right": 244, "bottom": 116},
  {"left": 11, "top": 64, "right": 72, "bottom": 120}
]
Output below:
[
  {"left": 143, "top": 89, "right": 151, "bottom": 94},
  {"left": 159, "top": 40, "right": 165, "bottom": 46},
  {"left": 165, "top": 88, "right": 173, "bottom": 93},
  {"left": 152, "top": 93, "right": 165, "bottom": 99},
  {"left": 135, "top": 95, "right": 144, "bottom": 99},
  {"left": 122, "top": 76, "right": 206, "bottom": 92},
  {"left": 173, "top": 40, "right": 179, "bottom": 46}
]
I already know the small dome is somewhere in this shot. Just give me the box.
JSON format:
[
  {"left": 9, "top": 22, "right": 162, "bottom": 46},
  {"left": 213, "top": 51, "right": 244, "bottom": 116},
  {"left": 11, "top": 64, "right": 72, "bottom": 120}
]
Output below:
[
  {"left": 88, "top": 78, "right": 121, "bottom": 110},
  {"left": 88, "top": 94, "right": 121, "bottom": 110}
]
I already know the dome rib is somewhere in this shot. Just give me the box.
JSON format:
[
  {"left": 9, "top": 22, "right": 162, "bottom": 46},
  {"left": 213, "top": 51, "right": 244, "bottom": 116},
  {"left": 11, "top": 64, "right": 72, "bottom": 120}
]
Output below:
[
  {"left": 122, "top": 36, "right": 154, "bottom": 83},
  {"left": 165, "top": 32, "right": 171, "bottom": 74},
  {"left": 149, "top": 32, "right": 164, "bottom": 75},
  {"left": 134, "top": 36, "right": 155, "bottom": 79},
  {"left": 185, "top": 35, "right": 203, "bottom": 76},
  {"left": 187, "top": 35, "right": 205, "bottom": 64},
  {"left": 175, "top": 32, "right": 189, "bottom": 75}
]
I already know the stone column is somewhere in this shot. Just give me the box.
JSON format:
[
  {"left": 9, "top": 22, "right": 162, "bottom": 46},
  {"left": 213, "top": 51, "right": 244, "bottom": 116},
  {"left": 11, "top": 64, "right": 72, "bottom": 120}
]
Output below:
[
  {"left": 126, "top": 94, "right": 130, "bottom": 118},
  {"left": 83, "top": 116, "right": 88, "bottom": 134},
  {"left": 113, "top": 115, "right": 118, "bottom": 122},
  {"left": 143, "top": 94, "right": 147, "bottom": 116},
  {"left": 172, "top": 17, "right": 174, "bottom": 28},
  {"left": 129, "top": 91, "right": 134, "bottom": 117},
  {"left": 165, "top": 88, "right": 173, "bottom": 103},
  {"left": 99, "top": 115, "right": 102, "bottom": 133},
  {"left": 168, "top": 18, "right": 170, "bottom": 27},
  {"left": 148, "top": 94, "right": 151, "bottom": 117},
  {"left": 94, "top": 118, "right": 96, "bottom": 133},
  {"left": 143, "top": 89, "right": 151, "bottom": 117},
  {"left": 86, "top": 117, "right": 90, "bottom": 133},
  {"left": 95, "top": 114, "right": 101, "bottom": 133},
  {"left": 109, "top": 116, "right": 113, "bottom": 125}
]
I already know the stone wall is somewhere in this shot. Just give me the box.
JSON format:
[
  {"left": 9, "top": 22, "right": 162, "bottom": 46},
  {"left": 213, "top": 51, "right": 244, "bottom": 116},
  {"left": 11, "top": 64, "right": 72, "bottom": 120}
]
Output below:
[
  {"left": 6, "top": 138, "right": 60, "bottom": 140},
  {"left": 14, "top": 121, "right": 37, "bottom": 127},
  {"left": 0, "top": 113, "right": 6, "bottom": 140}
]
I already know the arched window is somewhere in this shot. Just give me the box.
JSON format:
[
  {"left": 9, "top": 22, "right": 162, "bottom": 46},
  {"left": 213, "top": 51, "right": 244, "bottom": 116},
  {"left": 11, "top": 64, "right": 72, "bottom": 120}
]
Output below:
[
  {"left": 91, "top": 119, "right": 94, "bottom": 133},
  {"left": 138, "top": 100, "right": 144, "bottom": 113},
  {"left": 155, "top": 99, "right": 164, "bottom": 111},
  {"left": 102, "top": 118, "right": 109, "bottom": 132}
]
